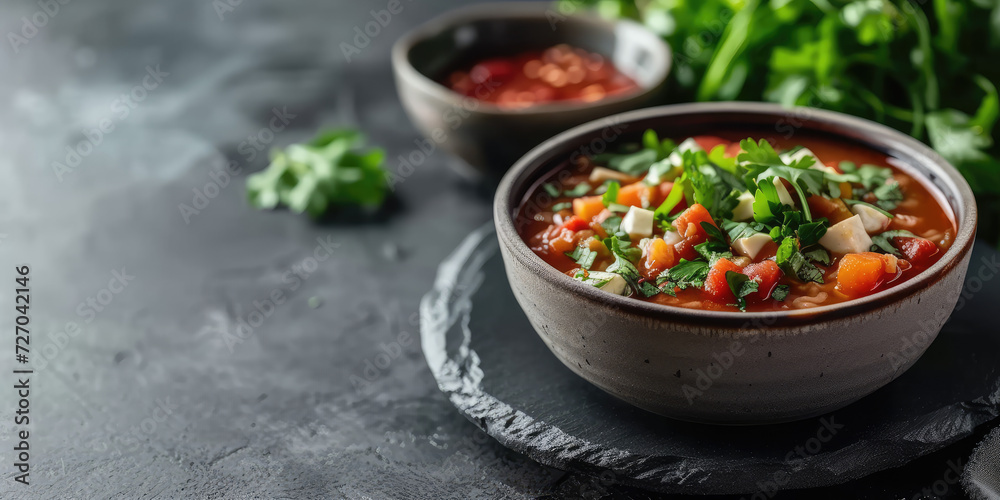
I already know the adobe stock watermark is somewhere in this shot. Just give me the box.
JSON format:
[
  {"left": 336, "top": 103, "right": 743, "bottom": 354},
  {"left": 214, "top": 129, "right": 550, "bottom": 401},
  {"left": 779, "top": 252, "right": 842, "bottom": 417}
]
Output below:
[
  {"left": 741, "top": 416, "right": 845, "bottom": 499},
  {"left": 910, "top": 458, "right": 963, "bottom": 500},
  {"left": 201, "top": 236, "right": 341, "bottom": 352},
  {"left": 887, "top": 253, "right": 999, "bottom": 370},
  {"left": 91, "top": 397, "right": 179, "bottom": 459},
  {"left": 514, "top": 117, "right": 630, "bottom": 232},
  {"left": 340, "top": 0, "right": 413, "bottom": 62},
  {"left": 349, "top": 303, "right": 417, "bottom": 395},
  {"left": 385, "top": 77, "right": 502, "bottom": 191},
  {"left": 680, "top": 313, "right": 778, "bottom": 404},
  {"left": 34, "top": 267, "right": 135, "bottom": 371},
  {"left": 6, "top": 0, "right": 74, "bottom": 54},
  {"left": 52, "top": 65, "right": 169, "bottom": 182},
  {"left": 179, "top": 106, "right": 295, "bottom": 223},
  {"left": 211, "top": 0, "right": 246, "bottom": 21}
]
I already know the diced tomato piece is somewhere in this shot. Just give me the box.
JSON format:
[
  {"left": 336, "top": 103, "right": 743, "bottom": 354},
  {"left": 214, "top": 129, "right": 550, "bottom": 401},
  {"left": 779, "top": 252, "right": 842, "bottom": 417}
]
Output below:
[
  {"left": 892, "top": 237, "right": 938, "bottom": 264},
  {"left": 743, "top": 260, "right": 783, "bottom": 302},
  {"left": 559, "top": 216, "right": 591, "bottom": 232},
  {"left": 705, "top": 258, "right": 744, "bottom": 302},
  {"left": 691, "top": 135, "right": 730, "bottom": 153},
  {"left": 642, "top": 238, "right": 679, "bottom": 280},
  {"left": 572, "top": 195, "right": 605, "bottom": 222},
  {"left": 672, "top": 203, "right": 718, "bottom": 260},
  {"left": 807, "top": 196, "right": 853, "bottom": 225},
  {"left": 836, "top": 252, "right": 898, "bottom": 297},
  {"left": 548, "top": 228, "right": 577, "bottom": 254},
  {"left": 617, "top": 182, "right": 655, "bottom": 208}
]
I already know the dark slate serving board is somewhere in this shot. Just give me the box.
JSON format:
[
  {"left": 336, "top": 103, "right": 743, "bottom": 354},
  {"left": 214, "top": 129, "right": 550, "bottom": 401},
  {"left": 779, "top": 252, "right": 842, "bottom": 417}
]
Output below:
[{"left": 420, "top": 224, "right": 1000, "bottom": 495}]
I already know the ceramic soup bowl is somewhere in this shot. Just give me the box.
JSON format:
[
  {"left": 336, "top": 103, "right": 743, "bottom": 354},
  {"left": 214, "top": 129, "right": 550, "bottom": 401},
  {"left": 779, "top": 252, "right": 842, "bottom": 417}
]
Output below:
[{"left": 494, "top": 102, "right": 977, "bottom": 424}]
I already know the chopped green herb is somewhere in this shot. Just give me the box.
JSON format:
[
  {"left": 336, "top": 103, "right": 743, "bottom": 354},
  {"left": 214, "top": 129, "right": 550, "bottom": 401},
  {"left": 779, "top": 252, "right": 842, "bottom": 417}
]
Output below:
[
  {"left": 872, "top": 181, "right": 904, "bottom": 210},
  {"left": 603, "top": 236, "right": 659, "bottom": 296},
  {"left": 723, "top": 220, "right": 769, "bottom": 241},
  {"left": 543, "top": 183, "right": 561, "bottom": 197},
  {"left": 657, "top": 259, "right": 710, "bottom": 291},
  {"left": 602, "top": 181, "right": 620, "bottom": 207},
  {"left": 565, "top": 246, "right": 598, "bottom": 270},
  {"left": 870, "top": 229, "right": 918, "bottom": 255},
  {"left": 725, "top": 270, "right": 760, "bottom": 311},
  {"left": 797, "top": 221, "right": 828, "bottom": 247},
  {"left": 563, "top": 183, "right": 592, "bottom": 197},
  {"left": 600, "top": 215, "right": 623, "bottom": 237},
  {"left": 552, "top": 202, "right": 573, "bottom": 212},
  {"left": 803, "top": 248, "right": 832, "bottom": 266},
  {"left": 771, "top": 284, "right": 790, "bottom": 301},
  {"left": 653, "top": 175, "right": 686, "bottom": 221}
]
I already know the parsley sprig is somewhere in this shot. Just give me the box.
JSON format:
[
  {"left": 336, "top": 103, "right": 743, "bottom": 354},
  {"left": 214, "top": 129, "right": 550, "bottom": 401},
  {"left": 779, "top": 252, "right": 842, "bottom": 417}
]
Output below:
[{"left": 246, "top": 129, "right": 387, "bottom": 218}]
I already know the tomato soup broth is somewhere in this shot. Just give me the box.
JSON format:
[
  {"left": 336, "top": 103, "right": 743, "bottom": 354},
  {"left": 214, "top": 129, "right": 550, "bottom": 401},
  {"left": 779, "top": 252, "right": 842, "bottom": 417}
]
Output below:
[{"left": 517, "top": 133, "right": 956, "bottom": 312}]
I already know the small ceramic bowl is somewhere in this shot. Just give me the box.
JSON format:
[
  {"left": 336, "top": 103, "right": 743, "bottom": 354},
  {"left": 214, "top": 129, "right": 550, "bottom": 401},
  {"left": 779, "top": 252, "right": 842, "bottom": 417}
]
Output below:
[
  {"left": 494, "top": 102, "right": 978, "bottom": 424},
  {"left": 392, "top": 2, "right": 670, "bottom": 178}
]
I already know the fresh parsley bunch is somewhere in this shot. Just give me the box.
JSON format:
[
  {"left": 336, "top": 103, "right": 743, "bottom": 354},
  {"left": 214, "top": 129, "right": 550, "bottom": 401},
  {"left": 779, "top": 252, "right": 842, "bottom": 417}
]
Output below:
[
  {"left": 560, "top": 0, "right": 1000, "bottom": 245},
  {"left": 246, "top": 129, "right": 387, "bottom": 218}
]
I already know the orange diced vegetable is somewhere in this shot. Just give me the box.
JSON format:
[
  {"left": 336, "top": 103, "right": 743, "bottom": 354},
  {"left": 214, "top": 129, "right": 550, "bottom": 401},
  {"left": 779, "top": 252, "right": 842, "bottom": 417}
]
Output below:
[
  {"left": 617, "top": 182, "right": 655, "bottom": 208},
  {"left": 835, "top": 252, "right": 898, "bottom": 297},
  {"left": 572, "top": 195, "right": 605, "bottom": 222},
  {"left": 672, "top": 203, "right": 717, "bottom": 260},
  {"left": 643, "top": 238, "right": 678, "bottom": 280}
]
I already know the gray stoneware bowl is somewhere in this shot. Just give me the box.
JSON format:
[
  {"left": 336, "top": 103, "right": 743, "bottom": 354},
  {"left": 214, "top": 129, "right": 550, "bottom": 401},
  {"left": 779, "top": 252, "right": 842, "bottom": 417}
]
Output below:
[
  {"left": 494, "top": 102, "right": 978, "bottom": 424},
  {"left": 392, "top": 2, "right": 670, "bottom": 178}
]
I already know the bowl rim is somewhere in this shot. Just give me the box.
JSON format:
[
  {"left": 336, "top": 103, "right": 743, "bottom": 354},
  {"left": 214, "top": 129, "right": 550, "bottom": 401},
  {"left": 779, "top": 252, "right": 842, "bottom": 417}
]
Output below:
[
  {"left": 390, "top": 1, "right": 671, "bottom": 117},
  {"left": 493, "top": 102, "right": 979, "bottom": 327}
]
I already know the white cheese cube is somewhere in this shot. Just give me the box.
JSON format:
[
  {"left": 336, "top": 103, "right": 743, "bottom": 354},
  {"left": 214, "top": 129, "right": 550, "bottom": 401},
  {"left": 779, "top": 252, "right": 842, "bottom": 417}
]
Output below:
[
  {"left": 665, "top": 137, "right": 704, "bottom": 167},
  {"left": 732, "top": 233, "right": 773, "bottom": 260},
  {"left": 582, "top": 271, "right": 627, "bottom": 295},
  {"left": 773, "top": 178, "right": 795, "bottom": 207},
  {"left": 621, "top": 206, "right": 654, "bottom": 241},
  {"left": 850, "top": 204, "right": 891, "bottom": 234},
  {"left": 589, "top": 166, "right": 635, "bottom": 184},
  {"left": 819, "top": 215, "right": 873, "bottom": 255},
  {"left": 733, "top": 191, "right": 755, "bottom": 221}
]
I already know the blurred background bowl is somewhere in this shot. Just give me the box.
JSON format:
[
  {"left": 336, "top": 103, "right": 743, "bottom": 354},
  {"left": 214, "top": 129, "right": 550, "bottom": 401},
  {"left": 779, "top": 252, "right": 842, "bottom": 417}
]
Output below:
[{"left": 392, "top": 1, "right": 670, "bottom": 180}]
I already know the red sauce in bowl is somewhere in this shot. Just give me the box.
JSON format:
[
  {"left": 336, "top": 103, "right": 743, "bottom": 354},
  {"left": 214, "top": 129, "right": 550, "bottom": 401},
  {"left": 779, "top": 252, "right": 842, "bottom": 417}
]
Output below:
[{"left": 445, "top": 44, "right": 639, "bottom": 109}]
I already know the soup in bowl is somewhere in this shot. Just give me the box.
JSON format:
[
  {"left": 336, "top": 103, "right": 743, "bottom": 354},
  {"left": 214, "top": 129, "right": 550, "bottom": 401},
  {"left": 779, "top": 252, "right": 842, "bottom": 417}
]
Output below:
[{"left": 494, "top": 103, "right": 977, "bottom": 423}]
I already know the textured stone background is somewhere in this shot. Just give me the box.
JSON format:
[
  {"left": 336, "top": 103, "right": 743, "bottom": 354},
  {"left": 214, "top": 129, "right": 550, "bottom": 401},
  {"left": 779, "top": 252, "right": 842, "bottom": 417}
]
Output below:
[{"left": 0, "top": 1, "right": 993, "bottom": 498}]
